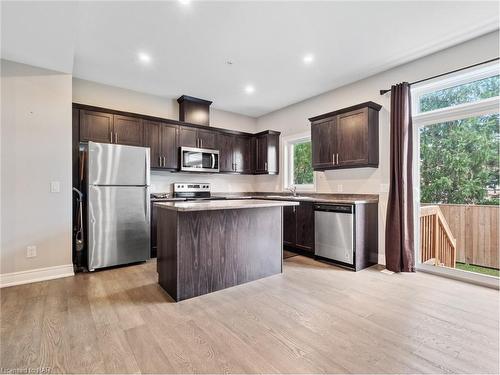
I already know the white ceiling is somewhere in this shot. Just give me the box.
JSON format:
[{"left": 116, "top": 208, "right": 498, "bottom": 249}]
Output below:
[{"left": 2, "top": 1, "right": 499, "bottom": 117}]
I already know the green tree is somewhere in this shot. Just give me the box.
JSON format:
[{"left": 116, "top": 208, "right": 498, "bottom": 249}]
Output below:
[
  {"left": 420, "top": 114, "right": 499, "bottom": 205},
  {"left": 419, "top": 75, "right": 500, "bottom": 205},
  {"left": 294, "top": 141, "right": 313, "bottom": 185}
]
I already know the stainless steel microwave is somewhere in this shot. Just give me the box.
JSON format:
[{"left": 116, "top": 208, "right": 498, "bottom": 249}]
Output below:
[{"left": 180, "top": 147, "right": 219, "bottom": 173}]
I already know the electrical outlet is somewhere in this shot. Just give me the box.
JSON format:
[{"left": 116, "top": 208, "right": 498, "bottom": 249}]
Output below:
[
  {"left": 50, "top": 181, "right": 60, "bottom": 193},
  {"left": 337, "top": 184, "right": 343, "bottom": 193},
  {"left": 26, "top": 245, "right": 37, "bottom": 258}
]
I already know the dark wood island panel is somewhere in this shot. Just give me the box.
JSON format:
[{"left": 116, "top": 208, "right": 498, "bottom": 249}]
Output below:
[{"left": 157, "top": 206, "right": 283, "bottom": 301}]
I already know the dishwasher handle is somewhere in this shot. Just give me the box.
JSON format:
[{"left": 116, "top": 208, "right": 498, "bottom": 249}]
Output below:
[{"left": 314, "top": 204, "right": 353, "bottom": 214}]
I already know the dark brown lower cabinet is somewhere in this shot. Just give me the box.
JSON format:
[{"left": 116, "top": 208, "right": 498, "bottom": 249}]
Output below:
[
  {"left": 295, "top": 202, "right": 314, "bottom": 251},
  {"left": 151, "top": 201, "right": 158, "bottom": 258},
  {"left": 283, "top": 206, "right": 296, "bottom": 246},
  {"left": 283, "top": 202, "right": 314, "bottom": 253}
]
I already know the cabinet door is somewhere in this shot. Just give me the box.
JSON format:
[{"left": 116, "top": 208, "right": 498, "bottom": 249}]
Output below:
[
  {"left": 80, "top": 110, "right": 114, "bottom": 143},
  {"left": 266, "top": 134, "right": 279, "bottom": 174},
  {"left": 197, "top": 129, "right": 217, "bottom": 149},
  {"left": 255, "top": 134, "right": 279, "bottom": 174},
  {"left": 218, "top": 133, "right": 234, "bottom": 172},
  {"left": 283, "top": 206, "right": 296, "bottom": 246},
  {"left": 143, "top": 121, "right": 161, "bottom": 168},
  {"left": 179, "top": 127, "right": 198, "bottom": 148},
  {"left": 295, "top": 202, "right": 314, "bottom": 252},
  {"left": 336, "top": 108, "right": 369, "bottom": 166},
  {"left": 255, "top": 135, "right": 268, "bottom": 172},
  {"left": 151, "top": 201, "right": 157, "bottom": 258},
  {"left": 311, "top": 118, "right": 335, "bottom": 169},
  {"left": 160, "top": 123, "right": 178, "bottom": 169},
  {"left": 234, "top": 136, "right": 253, "bottom": 173},
  {"left": 113, "top": 115, "right": 143, "bottom": 146}
]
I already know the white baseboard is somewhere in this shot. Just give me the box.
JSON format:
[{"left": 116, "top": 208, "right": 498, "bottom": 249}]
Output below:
[{"left": 0, "top": 264, "right": 74, "bottom": 288}]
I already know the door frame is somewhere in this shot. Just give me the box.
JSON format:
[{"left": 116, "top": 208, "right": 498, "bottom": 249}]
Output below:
[{"left": 412, "top": 94, "right": 500, "bottom": 289}]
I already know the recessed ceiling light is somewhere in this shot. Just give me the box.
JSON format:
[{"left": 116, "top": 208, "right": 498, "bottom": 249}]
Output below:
[
  {"left": 179, "top": 0, "right": 191, "bottom": 5},
  {"left": 244, "top": 85, "right": 255, "bottom": 94},
  {"left": 138, "top": 52, "right": 152, "bottom": 64},
  {"left": 303, "top": 53, "right": 315, "bottom": 65}
]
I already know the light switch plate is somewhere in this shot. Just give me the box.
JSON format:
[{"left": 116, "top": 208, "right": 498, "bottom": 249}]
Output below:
[
  {"left": 380, "top": 183, "right": 390, "bottom": 193},
  {"left": 337, "top": 184, "right": 343, "bottom": 193},
  {"left": 50, "top": 181, "right": 60, "bottom": 193},
  {"left": 27, "top": 245, "right": 37, "bottom": 258}
]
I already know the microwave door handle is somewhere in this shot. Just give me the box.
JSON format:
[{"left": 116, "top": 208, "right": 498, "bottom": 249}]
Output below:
[{"left": 211, "top": 153, "right": 215, "bottom": 169}]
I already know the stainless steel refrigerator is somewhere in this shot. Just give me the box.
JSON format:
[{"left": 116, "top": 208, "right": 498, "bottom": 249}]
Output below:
[{"left": 87, "top": 141, "right": 150, "bottom": 271}]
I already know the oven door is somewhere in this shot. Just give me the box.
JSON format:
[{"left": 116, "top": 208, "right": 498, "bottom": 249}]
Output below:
[{"left": 180, "top": 147, "right": 219, "bottom": 172}]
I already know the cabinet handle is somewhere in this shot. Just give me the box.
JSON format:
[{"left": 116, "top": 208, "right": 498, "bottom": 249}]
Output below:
[
  {"left": 332, "top": 154, "right": 335, "bottom": 165},
  {"left": 265, "top": 162, "right": 268, "bottom": 171},
  {"left": 200, "top": 139, "right": 203, "bottom": 148},
  {"left": 163, "top": 156, "right": 166, "bottom": 167},
  {"left": 336, "top": 153, "right": 339, "bottom": 165},
  {"left": 115, "top": 132, "right": 118, "bottom": 144},
  {"left": 159, "top": 156, "right": 162, "bottom": 167},
  {"left": 110, "top": 131, "right": 113, "bottom": 143}
]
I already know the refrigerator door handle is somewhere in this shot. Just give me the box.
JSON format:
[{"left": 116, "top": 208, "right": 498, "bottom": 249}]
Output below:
[{"left": 145, "top": 187, "right": 150, "bottom": 220}]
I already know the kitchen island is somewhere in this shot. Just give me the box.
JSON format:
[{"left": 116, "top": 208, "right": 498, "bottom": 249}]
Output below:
[{"left": 155, "top": 199, "right": 299, "bottom": 301}]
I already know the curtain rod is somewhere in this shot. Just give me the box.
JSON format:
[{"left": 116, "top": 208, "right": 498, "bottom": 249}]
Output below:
[{"left": 379, "top": 57, "right": 500, "bottom": 95}]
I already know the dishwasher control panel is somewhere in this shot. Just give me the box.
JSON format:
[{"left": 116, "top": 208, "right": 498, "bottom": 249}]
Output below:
[{"left": 314, "top": 204, "right": 353, "bottom": 213}]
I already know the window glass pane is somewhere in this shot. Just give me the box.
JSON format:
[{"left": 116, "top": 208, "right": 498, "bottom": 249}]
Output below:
[
  {"left": 420, "top": 113, "right": 499, "bottom": 205},
  {"left": 293, "top": 141, "right": 313, "bottom": 185},
  {"left": 419, "top": 75, "right": 500, "bottom": 113}
]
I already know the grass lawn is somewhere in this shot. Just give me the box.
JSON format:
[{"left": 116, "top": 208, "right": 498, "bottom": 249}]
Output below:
[{"left": 456, "top": 262, "right": 500, "bottom": 277}]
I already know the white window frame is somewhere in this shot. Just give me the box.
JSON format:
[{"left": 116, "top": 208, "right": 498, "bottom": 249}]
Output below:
[
  {"left": 283, "top": 131, "right": 315, "bottom": 192},
  {"left": 412, "top": 62, "right": 500, "bottom": 289}
]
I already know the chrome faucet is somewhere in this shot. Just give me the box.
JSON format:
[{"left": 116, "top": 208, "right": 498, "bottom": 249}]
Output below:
[{"left": 286, "top": 186, "right": 297, "bottom": 197}]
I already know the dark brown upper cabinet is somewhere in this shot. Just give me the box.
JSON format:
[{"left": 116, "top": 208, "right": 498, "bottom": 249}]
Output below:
[
  {"left": 80, "top": 110, "right": 114, "bottom": 144},
  {"left": 310, "top": 102, "right": 381, "bottom": 171},
  {"left": 74, "top": 103, "right": 280, "bottom": 176},
  {"left": 197, "top": 129, "right": 217, "bottom": 149},
  {"left": 80, "top": 110, "right": 143, "bottom": 146},
  {"left": 219, "top": 134, "right": 253, "bottom": 173},
  {"left": 218, "top": 133, "right": 235, "bottom": 172},
  {"left": 311, "top": 117, "right": 335, "bottom": 169},
  {"left": 282, "top": 202, "right": 314, "bottom": 253},
  {"left": 144, "top": 121, "right": 178, "bottom": 170},
  {"left": 177, "top": 95, "right": 212, "bottom": 126},
  {"left": 254, "top": 131, "right": 279, "bottom": 174},
  {"left": 113, "top": 115, "right": 143, "bottom": 146},
  {"left": 179, "top": 126, "right": 217, "bottom": 149},
  {"left": 233, "top": 136, "right": 253, "bottom": 173}
]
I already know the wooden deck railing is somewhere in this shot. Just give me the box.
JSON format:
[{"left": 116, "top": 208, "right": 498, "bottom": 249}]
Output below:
[
  {"left": 420, "top": 206, "right": 457, "bottom": 268},
  {"left": 435, "top": 204, "right": 499, "bottom": 269}
]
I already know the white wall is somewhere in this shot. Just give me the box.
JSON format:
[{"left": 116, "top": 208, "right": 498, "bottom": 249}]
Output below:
[
  {"left": 255, "top": 31, "right": 499, "bottom": 264},
  {"left": 1, "top": 60, "right": 73, "bottom": 276},
  {"left": 72, "top": 78, "right": 258, "bottom": 192}
]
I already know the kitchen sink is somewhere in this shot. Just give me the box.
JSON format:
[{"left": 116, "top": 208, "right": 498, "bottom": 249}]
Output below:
[{"left": 264, "top": 195, "right": 316, "bottom": 201}]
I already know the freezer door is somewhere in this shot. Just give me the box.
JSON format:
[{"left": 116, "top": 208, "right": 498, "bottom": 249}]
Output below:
[
  {"left": 88, "top": 185, "right": 150, "bottom": 271},
  {"left": 314, "top": 211, "right": 354, "bottom": 265},
  {"left": 88, "top": 142, "right": 150, "bottom": 186}
]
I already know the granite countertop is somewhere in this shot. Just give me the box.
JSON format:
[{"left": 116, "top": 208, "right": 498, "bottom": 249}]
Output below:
[
  {"left": 154, "top": 199, "right": 299, "bottom": 212},
  {"left": 213, "top": 192, "right": 379, "bottom": 204}
]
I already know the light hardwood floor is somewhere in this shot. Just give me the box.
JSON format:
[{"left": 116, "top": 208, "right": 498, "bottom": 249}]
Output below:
[{"left": 1, "top": 256, "right": 499, "bottom": 374}]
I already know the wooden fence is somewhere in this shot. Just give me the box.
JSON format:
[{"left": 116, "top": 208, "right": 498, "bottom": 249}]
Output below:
[
  {"left": 435, "top": 204, "right": 499, "bottom": 269},
  {"left": 420, "top": 206, "right": 457, "bottom": 268}
]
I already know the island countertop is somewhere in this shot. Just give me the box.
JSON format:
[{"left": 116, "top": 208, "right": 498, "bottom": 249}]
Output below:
[{"left": 154, "top": 199, "right": 299, "bottom": 212}]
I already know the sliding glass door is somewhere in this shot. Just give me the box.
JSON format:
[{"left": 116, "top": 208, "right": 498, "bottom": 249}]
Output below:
[{"left": 412, "top": 62, "right": 500, "bottom": 287}]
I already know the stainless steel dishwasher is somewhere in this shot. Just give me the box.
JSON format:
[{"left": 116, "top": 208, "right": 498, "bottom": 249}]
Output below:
[{"left": 314, "top": 204, "right": 355, "bottom": 268}]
